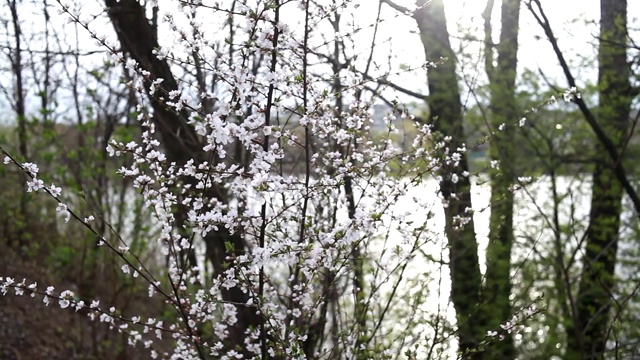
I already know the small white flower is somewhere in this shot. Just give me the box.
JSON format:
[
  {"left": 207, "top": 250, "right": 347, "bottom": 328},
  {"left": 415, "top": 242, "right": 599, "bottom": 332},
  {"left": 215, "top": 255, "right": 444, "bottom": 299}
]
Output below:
[
  {"left": 291, "top": 308, "right": 302, "bottom": 318},
  {"left": 563, "top": 86, "right": 581, "bottom": 102},
  {"left": 59, "top": 298, "right": 70, "bottom": 309},
  {"left": 26, "top": 178, "right": 44, "bottom": 192},
  {"left": 56, "top": 203, "right": 71, "bottom": 223},
  {"left": 49, "top": 184, "right": 62, "bottom": 197},
  {"left": 125, "top": 58, "right": 137, "bottom": 71},
  {"left": 75, "top": 300, "right": 84, "bottom": 312},
  {"left": 106, "top": 144, "right": 116, "bottom": 157},
  {"left": 22, "top": 162, "right": 39, "bottom": 176}
]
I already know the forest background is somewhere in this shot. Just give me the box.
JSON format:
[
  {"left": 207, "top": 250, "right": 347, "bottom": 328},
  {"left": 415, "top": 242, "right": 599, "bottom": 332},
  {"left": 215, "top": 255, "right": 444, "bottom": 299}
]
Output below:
[{"left": 0, "top": 0, "right": 639, "bottom": 359}]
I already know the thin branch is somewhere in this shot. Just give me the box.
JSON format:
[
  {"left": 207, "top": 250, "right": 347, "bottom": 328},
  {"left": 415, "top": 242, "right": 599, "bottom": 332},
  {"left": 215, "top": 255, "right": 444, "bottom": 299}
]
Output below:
[
  {"left": 527, "top": 0, "right": 640, "bottom": 216},
  {"left": 380, "top": 0, "right": 411, "bottom": 15},
  {"left": 536, "top": 66, "right": 562, "bottom": 93},
  {"left": 364, "top": 73, "right": 428, "bottom": 100},
  {"left": 0, "top": 45, "right": 110, "bottom": 56},
  {"left": 310, "top": 48, "right": 429, "bottom": 100}
]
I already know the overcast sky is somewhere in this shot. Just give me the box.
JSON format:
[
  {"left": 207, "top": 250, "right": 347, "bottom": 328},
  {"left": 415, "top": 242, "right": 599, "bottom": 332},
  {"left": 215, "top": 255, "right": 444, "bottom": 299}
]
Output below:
[
  {"left": 1, "top": 0, "right": 638, "bottom": 122},
  {"left": 330, "top": 0, "right": 639, "bottom": 107}
]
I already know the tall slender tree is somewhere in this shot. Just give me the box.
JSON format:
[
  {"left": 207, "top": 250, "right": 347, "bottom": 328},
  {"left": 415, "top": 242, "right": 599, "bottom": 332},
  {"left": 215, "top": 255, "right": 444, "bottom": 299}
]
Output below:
[
  {"left": 567, "top": 0, "right": 632, "bottom": 357},
  {"left": 381, "top": 0, "right": 485, "bottom": 356},
  {"left": 527, "top": 0, "right": 634, "bottom": 357},
  {"left": 381, "top": 1, "right": 525, "bottom": 357},
  {"left": 482, "top": 0, "right": 521, "bottom": 358}
]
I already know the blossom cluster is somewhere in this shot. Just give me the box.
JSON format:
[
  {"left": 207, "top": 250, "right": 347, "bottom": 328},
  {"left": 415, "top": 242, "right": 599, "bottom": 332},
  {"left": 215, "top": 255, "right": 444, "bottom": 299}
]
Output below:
[
  {"left": 0, "top": 276, "right": 171, "bottom": 358},
  {"left": 0, "top": 0, "right": 533, "bottom": 359},
  {"left": 486, "top": 303, "right": 541, "bottom": 341}
]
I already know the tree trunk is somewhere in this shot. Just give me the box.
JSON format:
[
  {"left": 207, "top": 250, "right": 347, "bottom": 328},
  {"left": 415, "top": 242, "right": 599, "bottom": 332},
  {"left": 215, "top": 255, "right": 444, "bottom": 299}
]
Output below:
[
  {"left": 104, "top": 0, "right": 260, "bottom": 354},
  {"left": 566, "top": 0, "right": 631, "bottom": 358},
  {"left": 413, "top": 0, "right": 484, "bottom": 356},
  {"left": 483, "top": 0, "right": 520, "bottom": 358}
]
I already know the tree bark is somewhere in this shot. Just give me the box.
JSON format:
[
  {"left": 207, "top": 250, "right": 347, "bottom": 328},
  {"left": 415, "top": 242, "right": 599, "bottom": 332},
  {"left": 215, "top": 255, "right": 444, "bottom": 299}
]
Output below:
[
  {"left": 483, "top": 0, "right": 520, "bottom": 358},
  {"left": 104, "top": 0, "right": 259, "bottom": 354},
  {"left": 412, "top": 0, "right": 484, "bottom": 356},
  {"left": 566, "top": 0, "right": 631, "bottom": 358}
]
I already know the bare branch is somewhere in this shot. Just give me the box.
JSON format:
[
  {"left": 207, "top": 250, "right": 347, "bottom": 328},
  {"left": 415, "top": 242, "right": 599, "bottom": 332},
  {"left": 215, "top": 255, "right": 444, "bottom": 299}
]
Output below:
[
  {"left": 526, "top": 0, "right": 640, "bottom": 216},
  {"left": 380, "top": 0, "right": 411, "bottom": 15},
  {"left": 364, "top": 73, "right": 428, "bottom": 100}
]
